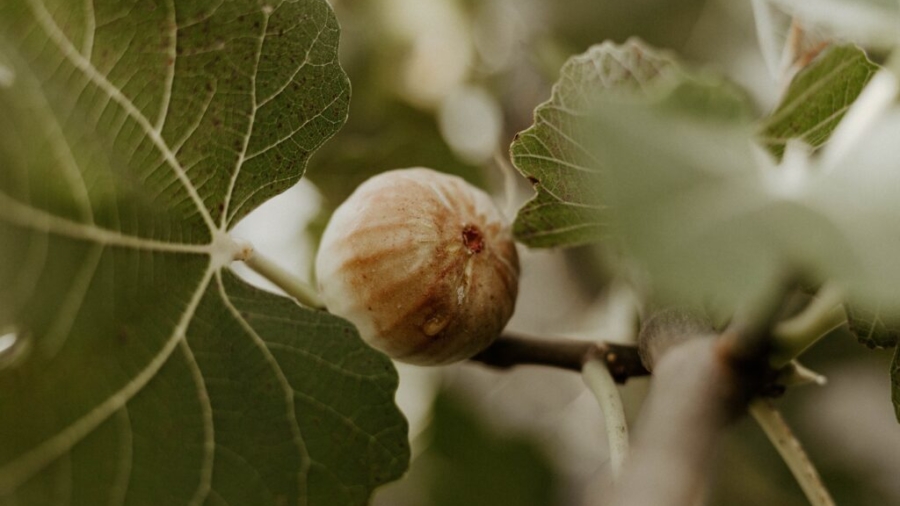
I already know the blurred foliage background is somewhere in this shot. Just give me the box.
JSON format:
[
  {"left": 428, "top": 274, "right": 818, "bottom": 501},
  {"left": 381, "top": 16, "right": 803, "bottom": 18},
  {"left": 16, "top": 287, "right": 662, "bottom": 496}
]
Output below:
[{"left": 229, "top": 0, "right": 900, "bottom": 504}]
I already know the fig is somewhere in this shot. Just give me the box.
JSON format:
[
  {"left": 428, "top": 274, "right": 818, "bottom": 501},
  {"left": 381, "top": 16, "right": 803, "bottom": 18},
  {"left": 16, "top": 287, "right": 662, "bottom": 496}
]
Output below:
[{"left": 315, "top": 168, "right": 519, "bottom": 365}]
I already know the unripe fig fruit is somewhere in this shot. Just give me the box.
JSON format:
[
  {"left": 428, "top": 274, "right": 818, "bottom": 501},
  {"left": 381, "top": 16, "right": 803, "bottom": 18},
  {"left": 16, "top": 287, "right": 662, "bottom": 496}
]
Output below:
[{"left": 315, "top": 168, "right": 520, "bottom": 365}]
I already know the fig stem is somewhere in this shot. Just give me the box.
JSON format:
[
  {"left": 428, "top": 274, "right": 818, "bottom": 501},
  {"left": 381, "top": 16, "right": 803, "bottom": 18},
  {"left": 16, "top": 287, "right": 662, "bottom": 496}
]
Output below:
[
  {"left": 583, "top": 357, "right": 629, "bottom": 478},
  {"left": 242, "top": 250, "right": 325, "bottom": 309},
  {"left": 470, "top": 334, "right": 649, "bottom": 381},
  {"left": 770, "top": 283, "right": 846, "bottom": 368},
  {"left": 749, "top": 399, "right": 835, "bottom": 506}
]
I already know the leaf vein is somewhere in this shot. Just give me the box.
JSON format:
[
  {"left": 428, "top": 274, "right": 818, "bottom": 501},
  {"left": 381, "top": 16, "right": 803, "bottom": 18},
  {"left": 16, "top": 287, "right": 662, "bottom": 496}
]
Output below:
[
  {"left": 0, "top": 191, "right": 213, "bottom": 254},
  {"left": 0, "top": 267, "right": 216, "bottom": 496},
  {"left": 108, "top": 408, "right": 133, "bottom": 506},
  {"left": 215, "top": 272, "right": 311, "bottom": 506},
  {"left": 26, "top": 0, "right": 217, "bottom": 232},
  {"left": 154, "top": 0, "right": 178, "bottom": 133},
  {"left": 179, "top": 340, "right": 215, "bottom": 506}
]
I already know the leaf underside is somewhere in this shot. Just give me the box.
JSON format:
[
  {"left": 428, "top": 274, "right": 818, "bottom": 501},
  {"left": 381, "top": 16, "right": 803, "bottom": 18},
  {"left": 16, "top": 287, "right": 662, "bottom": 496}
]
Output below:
[
  {"left": 509, "top": 38, "right": 679, "bottom": 249},
  {"left": 845, "top": 305, "right": 900, "bottom": 349},
  {"left": 761, "top": 44, "right": 878, "bottom": 157},
  {"left": 0, "top": 1, "right": 408, "bottom": 505}
]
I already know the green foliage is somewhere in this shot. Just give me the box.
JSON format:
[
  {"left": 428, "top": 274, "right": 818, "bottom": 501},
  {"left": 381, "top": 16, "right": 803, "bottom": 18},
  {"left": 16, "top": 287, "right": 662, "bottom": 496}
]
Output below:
[
  {"left": 844, "top": 300, "right": 900, "bottom": 422},
  {"left": 893, "top": 347, "right": 900, "bottom": 422},
  {"left": 588, "top": 80, "right": 900, "bottom": 314},
  {"left": 423, "top": 392, "right": 558, "bottom": 506},
  {"left": 513, "top": 38, "right": 900, "bottom": 323},
  {"left": 0, "top": 1, "right": 408, "bottom": 504},
  {"left": 510, "top": 39, "right": 679, "bottom": 248},
  {"left": 761, "top": 45, "right": 878, "bottom": 157},
  {"left": 845, "top": 305, "right": 900, "bottom": 349},
  {"left": 513, "top": 38, "right": 900, "bottom": 419},
  {"left": 511, "top": 38, "right": 753, "bottom": 249}
]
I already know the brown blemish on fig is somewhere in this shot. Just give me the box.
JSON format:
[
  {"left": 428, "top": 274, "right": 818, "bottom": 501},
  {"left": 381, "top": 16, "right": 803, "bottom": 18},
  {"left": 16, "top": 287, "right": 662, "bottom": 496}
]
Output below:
[
  {"left": 422, "top": 313, "right": 450, "bottom": 336},
  {"left": 462, "top": 225, "right": 484, "bottom": 254}
]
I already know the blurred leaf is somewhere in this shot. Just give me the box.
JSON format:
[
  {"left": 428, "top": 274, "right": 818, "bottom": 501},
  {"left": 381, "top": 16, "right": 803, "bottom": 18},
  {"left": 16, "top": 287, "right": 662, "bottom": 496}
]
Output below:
[
  {"left": 752, "top": 0, "right": 795, "bottom": 79},
  {"left": 541, "top": 0, "right": 707, "bottom": 55},
  {"left": 0, "top": 1, "right": 408, "bottom": 504},
  {"left": 589, "top": 90, "right": 900, "bottom": 313},
  {"left": 423, "top": 392, "right": 559, "bottom": 506},
  {"left": 597, "top": 93, "right": 900, "bottom": 313},
  {"left": 308, "top": 0, "right": 484, "bottom": 209},
  {"left": 515, "top": 35, "right": 900, "bottom": 316},
  {"left": 516, "top": 39, "right": 900, "bottom": 314},
  {"left": 511, "top": 38, "right": 752, "bottom": 253},
  {"left": 893, "top": 347, "right": 900, "bottom": 422},
  {"left": 308, "top": 99, "right": 483, "bottom": 206},
  {"left": 510, "top": 39, "right": 680, "bottom": 248},
  {"left": 846, "top": 305, "right": 900, "bottom": 349},
  {"left": 768, "top": 0, "right": 900, "bottom": 49},
  {"left": 761, "top": 45, "right": 879, "bottom": 157}
]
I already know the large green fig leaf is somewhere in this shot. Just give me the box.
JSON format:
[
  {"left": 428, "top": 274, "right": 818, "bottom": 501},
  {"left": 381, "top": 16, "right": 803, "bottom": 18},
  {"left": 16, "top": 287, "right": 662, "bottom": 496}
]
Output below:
[
  {"left": 761, "top": 44, "right": 879, "bottom": 157},
  {"left": 0, "top": 1, "right": 408, "bottom": 505}
]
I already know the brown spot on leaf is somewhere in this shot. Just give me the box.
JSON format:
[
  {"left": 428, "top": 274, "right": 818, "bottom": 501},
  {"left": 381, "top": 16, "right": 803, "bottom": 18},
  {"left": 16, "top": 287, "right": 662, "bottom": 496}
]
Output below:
[{"left": 116, "top": 327, "right": 129, "bottom": 345}]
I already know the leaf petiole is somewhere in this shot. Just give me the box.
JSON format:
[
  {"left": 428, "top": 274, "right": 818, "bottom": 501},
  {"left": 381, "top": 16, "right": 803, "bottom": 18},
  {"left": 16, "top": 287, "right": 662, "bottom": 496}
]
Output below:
[
  {"left": 583, "top": 357, "right": 630, "bottom": 478},
  {"left": 770, "top": 284, "right": 847, "bottom": 368},
  {"left": 749, "top": 399, "right": 835, "bottom": 506},
  {"left": 240, "top": 249, "right": 325, "bottom": 310}
]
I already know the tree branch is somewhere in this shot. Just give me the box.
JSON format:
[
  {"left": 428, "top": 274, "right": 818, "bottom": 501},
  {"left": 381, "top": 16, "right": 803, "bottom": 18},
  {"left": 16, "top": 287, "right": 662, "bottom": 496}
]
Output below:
[
  {"left": 611, "top": 337, "right": 734, "bottom": 506},
  {"left": 470, "top": 334, "right": 649, "bottom": 382},
  {"left": 611, "top": 307, "right": 788, "bottom": 506},
  {"left": 749, "top": 399, "right": 835, "bottom": 506}
]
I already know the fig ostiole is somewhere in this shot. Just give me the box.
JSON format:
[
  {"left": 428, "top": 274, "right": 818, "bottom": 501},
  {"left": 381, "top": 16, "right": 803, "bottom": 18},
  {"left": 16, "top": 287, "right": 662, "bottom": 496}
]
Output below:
[{"left": 315, "top": 167, "right": 520, "bottom": 365}]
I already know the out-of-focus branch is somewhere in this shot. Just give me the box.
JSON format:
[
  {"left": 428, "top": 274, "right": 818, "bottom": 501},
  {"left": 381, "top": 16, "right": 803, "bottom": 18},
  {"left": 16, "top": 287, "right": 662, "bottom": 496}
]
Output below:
[
  {"left": 612, "top": 338, "right": 733, "bottom": 506},
  {"left": 474, "top": 335, "right": 646, "bottom": 477},
  {"left": 750, "top": 399, "right": 835, "bottom": 506},
  {"left": 470, "top": 334, "right": 649, "bottom": 382},
  {"left": 612, "top": 310, "right": 745, "bottom": 506},
  {"left": 611, "top": 308, "right": 785, "bottom": 506},
  {"left": 475, "top": 297, "right": 837, "bottom": 506}
]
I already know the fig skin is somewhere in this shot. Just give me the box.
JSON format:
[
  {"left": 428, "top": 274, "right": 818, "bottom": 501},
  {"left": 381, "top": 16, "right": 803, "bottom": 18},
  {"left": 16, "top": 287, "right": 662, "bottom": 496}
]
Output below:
[{"left": 315, "top": 168, "right": 520, "bottom": 365}]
